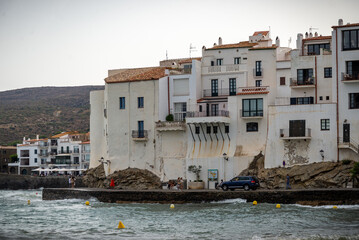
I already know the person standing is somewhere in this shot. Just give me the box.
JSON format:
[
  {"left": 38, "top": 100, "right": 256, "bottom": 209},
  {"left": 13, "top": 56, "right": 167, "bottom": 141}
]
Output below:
[
  {"left": 286, "top": 174, "right": 291, "bottom": 189},
  {"left": 68, "top": 176, "right": 72, "bottom": 188}
]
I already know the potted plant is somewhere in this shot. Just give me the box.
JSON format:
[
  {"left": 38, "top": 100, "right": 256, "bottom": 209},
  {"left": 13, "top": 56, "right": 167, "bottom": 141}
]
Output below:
[{"left": 188, "top": 165, "right": 205, "bottom": 189}]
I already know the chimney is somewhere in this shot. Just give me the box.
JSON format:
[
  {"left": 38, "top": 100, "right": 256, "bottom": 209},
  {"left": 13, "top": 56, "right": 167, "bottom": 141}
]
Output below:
[
  {"left": 218, "top": 37, "right": 222, "bottom": 45},
  {"left": 305, "top": 32, "right": 308, "bottom": 38},
  {"left": 314, "top": 32, "right": 318, "bottom": 37},
  {"left": 296, "top": 33, "right": 303, "bottom": 49},
  {"left": 338, "top": 19, "right": 343, "bottom": 26},
  {"left": 309, "top": 32, "right": 313, "bottom": 38},
  {"left": 275, "top": 36, "right": 280, "bottom": 47},
  {"left": 213, "top": 43, "right": 217, "bottom": 46}
]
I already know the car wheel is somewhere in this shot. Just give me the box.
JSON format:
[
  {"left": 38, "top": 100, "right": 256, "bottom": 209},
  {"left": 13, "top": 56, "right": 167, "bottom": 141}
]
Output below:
[
  {"left": 244, "top": 185, "right": 250, "bottom": 191},
  {"left": 222, "top": 185, "right": 228, "bottom": 191}
]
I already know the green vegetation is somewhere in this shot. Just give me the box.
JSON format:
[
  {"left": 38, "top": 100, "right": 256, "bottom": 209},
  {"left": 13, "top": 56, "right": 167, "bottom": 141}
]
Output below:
[
  {"left": 188, "top": 165, "right": 202, "bottom": 182},
  {"left": 165, "top": 114, "right": 174, "bottom": 121},
  {"left": 0, "top": 86, "right": 104, "bottom": 145},
  {"left": 9, "top": 154, "right": 18, "bottom": 163},
  {"left": 342, "top": 159, "right": 352, "bottom": 165},
  {"left": 351, "top": 162, "right": 359, "bottom": 178}
]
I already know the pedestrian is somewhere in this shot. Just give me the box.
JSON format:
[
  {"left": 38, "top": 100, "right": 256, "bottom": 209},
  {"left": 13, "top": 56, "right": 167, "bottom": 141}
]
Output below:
[
  {"left": 71, "top": 176, "right": 76, "bottom": 188},
  {"left": 286, "top": 174, "right": 291, "bottom": 189},
  {"left": 68, "top": 176, "right": 72, "bottom": 188},
  {"left": 283, "top": 160, "right": 286, "bottom": 168}
]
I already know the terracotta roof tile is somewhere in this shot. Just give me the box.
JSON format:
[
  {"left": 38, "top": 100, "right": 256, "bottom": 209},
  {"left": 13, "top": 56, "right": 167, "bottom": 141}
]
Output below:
[
  {"left": 237, "top": 91, "right": 269, "bottom": 95},
  {"left": 105, "top": 67, "right": 166, "bottom": 84},
  {"left": 0, "top": 146, "right": 17, "bottom": 150},
  {"left": 332, "top": 23, "right": 359, "bottom": 29},
  {"left": 303, "top": 36, "right": 331, "bottom": 41},
  {"left": 178, "top": 58, "right": 201, "bottom": 64},
  {"left": 206, "top": 41, "right": 257, "bottom": 50},
  {"left": 253, "top": 31, "right": 269, "bottom": 36},
  {"left": 80, "top": 141, "right": 90, "bottom": 144},
  {"left": 51, "top": 131, "right": 78, "bottom": 139},
  {"left": 249, "top": 45, "right": 277, "bottom": 50}
]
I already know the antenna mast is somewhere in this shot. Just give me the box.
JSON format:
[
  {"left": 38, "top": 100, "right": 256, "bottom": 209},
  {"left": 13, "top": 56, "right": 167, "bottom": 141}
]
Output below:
[{"left": 189, "top": 43, "right": 197, "bottom": 58}]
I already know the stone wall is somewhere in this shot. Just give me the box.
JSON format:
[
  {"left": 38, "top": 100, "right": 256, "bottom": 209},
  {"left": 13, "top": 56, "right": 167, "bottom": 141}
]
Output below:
[{"left": 0, "top": 173, "right": 85, "bottom": 190}]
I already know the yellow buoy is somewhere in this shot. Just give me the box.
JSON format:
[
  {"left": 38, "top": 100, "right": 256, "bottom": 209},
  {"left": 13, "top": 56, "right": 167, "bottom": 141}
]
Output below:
[
  {"left": 170, "top": 204, "right": 175, "bottom": 209},
  {"left": 118, "top": 221, "right": 125, "bottom": 229},
  {"left": 333, "top": 206, "right": 338, "bottom": 209},
  {"left": 253, "top": 201, "right": 257, "bottom": 205},
  {"left": 27, "top": 200, "right": 30, "bottom": 205},
  {"left": 276, "top": 204, "right": 281, "bottom": 209},
  {"left": 85, "top": 201, "right": 90, "bottom": 206}
]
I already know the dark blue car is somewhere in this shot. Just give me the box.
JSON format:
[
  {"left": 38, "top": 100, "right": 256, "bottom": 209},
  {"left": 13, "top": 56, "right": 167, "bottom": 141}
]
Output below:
[{"left": 221, "top": 176, "right": 260, "bottom": 191}]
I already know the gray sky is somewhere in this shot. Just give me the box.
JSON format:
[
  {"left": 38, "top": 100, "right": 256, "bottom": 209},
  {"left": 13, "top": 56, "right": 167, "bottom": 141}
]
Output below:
[{"left": 0, "top": 0, "right": 358, "bottom": 92}]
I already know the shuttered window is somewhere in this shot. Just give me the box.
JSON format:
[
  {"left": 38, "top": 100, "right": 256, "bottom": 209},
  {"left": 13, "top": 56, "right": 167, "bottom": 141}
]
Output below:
[{"left": 173, "top": 78, "right": 189, "bottom": 96}]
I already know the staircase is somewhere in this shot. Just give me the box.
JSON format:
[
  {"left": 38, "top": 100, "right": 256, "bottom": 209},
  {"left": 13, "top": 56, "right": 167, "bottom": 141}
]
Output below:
[{"left": 338, "top": 137, "right": 359, "bottom": 154}]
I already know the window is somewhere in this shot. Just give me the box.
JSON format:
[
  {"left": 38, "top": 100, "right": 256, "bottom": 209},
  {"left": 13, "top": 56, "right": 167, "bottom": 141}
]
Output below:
[
  {"left": 319, "top": 96, "right": 323, "bottom": 101},
  {"left": 199, "top": 105, "right": 202, "bottom": 112},
  {"left": 297, "top": 69, "right": 314, "bottom": 85},
  {"left": 216, "top": 59, "right": 223, "bottom": 66},
  {"left": 34, "top": 158, "right": 37, "bottom": 163},
  {"left": 211, "top": 79, "right": 218, "bottom": 96},
  {"left": 211, "top": 61, "right": 214, "bottom": 66},
  {"left": 290, "top": 97, "right": 314, "bottom": 105},
  {"left": 213, "top": 126, "right": 218, "bottom": 134},
  {"left": 343, "top": 29, "right": 359, "bottom": 50},
  {"left": 119, "top": 97, "right": 125, "bottom": 109},
  {"left": 173, "top": 78, "right": 189, "bottom": 96},
  {"left": 138, "top": 121, "right": 144, "bottom": 137},
  {"left": 225, "top": 126, "right": 229, "bottom": 133},
  {"left": 255, "top": 80, "right": 262, "bottom": 87},
  {"left": 234, "top": 57, "right": 240, "bottom": 64},
  {"left": 74, "top": 157, "right": 79, "bottom": 164},
  {"left": 174, "top": 102, "right": 187, "bottom": 121},
  {"left": 138, "top": 97, "right": 144, "bottom": 108},
  {"left": 346, "top": 61, "right": 359, "bottom": 80},
  {"left": 243, "top": 57, "right": 247, "bottom": 60},
  {"left": 326, "top": 96, "right": 330, "bottom": 100},
  {"left": 289, "top": 120, "right": 305, "bottom": 137},
  {"left": 34, "top": 149, "right": 37, "bottom": 154},
  {"left": 307, "top": 43, "right": 330, "bottom": 55},
  {"left": 41, "top": 159, "right": 46, "bottom": 164},
  {"left": 349, "top": 93, "right": 359, "bottom": 109},
  {"left": 280, "top": 77, "right": 286, "bottom": 85},
  {"left": 242, "top": 98, "right": 263, "bottom": 117},
  {"left": 321, "top": 119, "right": 330, "bottom": 131},
  {"left": 324, "top": 68, "right": 332, "bottom": 78},
  {"left": 206, "top": 126, "right": 211, "bottom": 134},
  {"left": 211, "top": 104, "right": 219, "bottom": 116},
  {"left": 229, "top": 78, "right": 236, "bottom": 95},
  {"left": 195, "top": 126, "right": 200, "bottom": 134},
  {"left": 246, "top": 122, "right": 258, "bottom": 132},
  {"left": 255, "top": 61, "right": 262, "bottom": 76}
]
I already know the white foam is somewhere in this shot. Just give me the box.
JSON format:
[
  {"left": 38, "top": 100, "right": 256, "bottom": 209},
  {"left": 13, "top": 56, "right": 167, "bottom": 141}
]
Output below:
[
  {"left": 293, "top": 204, "right": 359, "bottom": 209},
  {"left": 211, "top": 198, "right": 247, "bottom": 204}
]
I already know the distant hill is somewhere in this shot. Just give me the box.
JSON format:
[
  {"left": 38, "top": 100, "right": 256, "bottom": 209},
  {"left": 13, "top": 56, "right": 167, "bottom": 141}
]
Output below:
[{"left": 0, "top": 86, "right": 104, "bottom": 145}]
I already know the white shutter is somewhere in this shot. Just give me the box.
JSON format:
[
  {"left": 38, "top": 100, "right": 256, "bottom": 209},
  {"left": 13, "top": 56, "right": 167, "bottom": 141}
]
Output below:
[{"left": 173, "top": 78, "right": 189, "bottom": 96}]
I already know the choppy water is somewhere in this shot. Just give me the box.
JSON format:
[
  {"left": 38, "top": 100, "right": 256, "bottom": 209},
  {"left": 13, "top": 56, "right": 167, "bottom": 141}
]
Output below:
[{"left": 1, "top": 190, "right": 359, "bottom": 240}]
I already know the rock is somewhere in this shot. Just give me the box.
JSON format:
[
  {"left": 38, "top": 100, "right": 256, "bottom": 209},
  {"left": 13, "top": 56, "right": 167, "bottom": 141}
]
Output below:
[{"left": 82, "top": 166, "right": 161, "bottom": 190}]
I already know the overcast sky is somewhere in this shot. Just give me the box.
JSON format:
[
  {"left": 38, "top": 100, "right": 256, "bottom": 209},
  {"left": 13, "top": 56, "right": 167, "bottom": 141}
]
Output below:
[{"left": 0, "top": 0, "right": 358, "bottom": 92}]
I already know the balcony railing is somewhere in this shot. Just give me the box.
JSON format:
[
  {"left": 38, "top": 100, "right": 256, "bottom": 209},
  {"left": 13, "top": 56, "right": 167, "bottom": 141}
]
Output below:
[
  {"left": 39, "top": 152, "right": 49, "bottom": 157},
  {"left": 240, "top": 109, "right": 263, "bottom": 118},
  {"left": 156, "top": 121, "right": 186, "bottom": 131},
  {"left": 253, "top": 68, "right": 263, "bottom": 77},
  {"left": 132, "top": 130, "right": 148, "bottom": 139},
  {"left": 290, "top": 77, "right": 315, "bottom": 87},
  {"left": 20, "top": 154, "right": 29, "bottom": 158},
  {"left": 280, "top": 128, "right": 312, "bottom": 139},
  {"left": 173, "top": 112, "right": 186, "bottom": 121},
  {"left": 237, "top": 86, "right": 269, "bottom": 94},
  {"left": 203, "top": 64, "right": 245, "bottom": 74},
  {"left": 203, "top": 88, "right": 237, "bottom": 97},
  {"left": 342, "top": 72, "right": 359, "bottom": 82},
  {"left": 73, "top": 149, "right": 80, "bottom": 154},
  {"left": 58, "top": 150, "right": 72, "bottom": 154},
  {"left": 20, "top": 159, "right": 29, "bottom": 165},
  {"left": 186, "top": 110, "right": 229, "bottom": 118}
]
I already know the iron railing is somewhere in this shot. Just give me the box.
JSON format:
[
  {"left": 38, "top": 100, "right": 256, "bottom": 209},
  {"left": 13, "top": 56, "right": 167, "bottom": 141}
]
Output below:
[
  {"left": 342, "top": 72, "right": 359, "bottom": 81},
  {"left": 280, "top": 128, "right": 312, "bottom": 138},
  {"left": 290, "top": 77, "right": 315, "bottom": 86},
  {"left": 132, "top": 130, "right": 148, "bottom": 138},
  {"left": 186, "top": 110, "right": 229, "bottom": 118}
]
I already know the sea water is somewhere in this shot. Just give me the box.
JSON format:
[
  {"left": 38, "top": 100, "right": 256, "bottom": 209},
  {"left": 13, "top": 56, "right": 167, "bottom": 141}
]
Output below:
[{"left": 1, "top": 190, "right": 359, "bottom": 240}]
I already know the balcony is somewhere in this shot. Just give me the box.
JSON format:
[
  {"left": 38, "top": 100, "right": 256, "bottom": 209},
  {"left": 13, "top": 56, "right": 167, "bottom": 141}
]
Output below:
[
  {"left": 202, "top": 64, "right": 246, "bottom": 75},
  {"left": 240, "top": 109, "right": 263, "bottom": 118},
  {"left": 203, "top": 88, "right": 237, "bottom": 97},
  {"left": 186, "top": 110, "right": 230, "bottom": 124},
  {"left": 132, "top": 130, "right": 148, "bottom": 141},
  {"left": 237, "top": 86, "right": 269, "bottom": 95},
  {"left": 280, "top": 128, "right": 312, "bottom": 140},
  {"left": 253, "top": 68, "right": 263, "bottom": 77},
  {"left": 73, "top": 149, "right": 80, "bottom": 154},
  {"left": 20, "top": 159, "right": 29, "bottom": 165},
  {"left": 290, "top": 77, "right": 315, "bottom": 88},
  {"left": 58, "top": 150, "right": 72, "bottom": 154},
  {"left": 168, "top": 68, "right": 191, "bottom": 75},
  {"left": 39, "top": 152, "right": 49, "bottom": 157},
  {"left": 342, "top": 72, "right": 359, "bottom": 83},
  {"left": 156, "top": 121, "right": 186, "bottom": 131}
]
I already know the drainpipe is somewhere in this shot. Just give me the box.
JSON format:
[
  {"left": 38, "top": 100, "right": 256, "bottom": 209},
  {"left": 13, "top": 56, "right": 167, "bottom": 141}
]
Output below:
[
  {"left": 167, "top": 76, "right": 170, "bottom": 115},
  {"left": 335, "top": 29, "right": 339, "bottom": 162},
  {"left": 315, "top": 56, "right": 318, "bottom": 104}
]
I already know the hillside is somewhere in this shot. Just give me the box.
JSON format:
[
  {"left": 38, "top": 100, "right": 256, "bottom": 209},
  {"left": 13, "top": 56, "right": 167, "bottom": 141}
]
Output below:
[{"left": 0, "top": 86, "right": 104, "bottom": 145}]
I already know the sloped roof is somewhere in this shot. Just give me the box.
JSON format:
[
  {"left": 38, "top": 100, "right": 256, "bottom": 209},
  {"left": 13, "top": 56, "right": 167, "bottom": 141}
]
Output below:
[
  {"left": 105, "top": 67, "right": 166, "bottom": 84},
  {"left": 332, "top": 23, "right": 359, "bottom": 29},
  {"left": 249, "top": 45, "right": 278, "bottom": 50},
  {"left": 178, "top": 58, "right": 202, "bottom": 64},
  {"left": 206, "top": 41, "right": 257, "bottom": 50},
  {"left": 253, "top": 31, "right": 269, "bottom": 36},
  {"left": 303, "top": 36, "right": 331, "bottom": 41},
  {"left": 51, "top": 131, "right": 78, "bottom": 139}
]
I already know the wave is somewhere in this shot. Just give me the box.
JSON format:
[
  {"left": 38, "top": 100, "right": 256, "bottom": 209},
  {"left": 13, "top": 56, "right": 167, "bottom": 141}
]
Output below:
[
  {"left": 210, "top": 198, "right": 247, "bottom": 204},
  {"left": 292, "top": 204, "right": 359, "bottom": 209}
]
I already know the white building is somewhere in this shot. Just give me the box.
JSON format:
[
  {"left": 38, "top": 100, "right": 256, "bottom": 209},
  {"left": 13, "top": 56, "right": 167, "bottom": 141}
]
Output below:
[{"left": 90, "top": 20, "right": 359, "bottom": 189}]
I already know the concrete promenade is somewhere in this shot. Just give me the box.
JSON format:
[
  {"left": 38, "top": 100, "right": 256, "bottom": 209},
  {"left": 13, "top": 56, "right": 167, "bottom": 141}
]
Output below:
[{"left": 42, "top": 188, "right": 359, "bottom": 205}]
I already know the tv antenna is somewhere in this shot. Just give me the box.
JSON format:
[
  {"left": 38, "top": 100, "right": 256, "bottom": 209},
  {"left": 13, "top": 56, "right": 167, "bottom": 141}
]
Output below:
[
  {"left": 166, "top": 50, "right": 168, "bottom": 60},
  {"left": 309, "top": 26, "right": 318, "bottom": 34},
  {"left": 288, "top": 37, "right": 292, "bottom": 48},
  {"left": 189, "top": 43, "right": 197, "bottom": 58}
]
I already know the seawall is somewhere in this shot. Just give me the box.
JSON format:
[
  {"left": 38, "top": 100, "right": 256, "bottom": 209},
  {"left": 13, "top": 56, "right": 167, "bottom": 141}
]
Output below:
[
  {"left": 0, "top": 173, "right": 85, "bottom": 190},
  {"left": 42, "top": 188, "right": 359, "bottom": 205}
]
